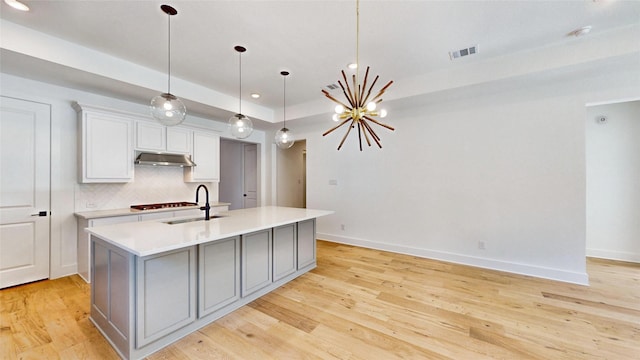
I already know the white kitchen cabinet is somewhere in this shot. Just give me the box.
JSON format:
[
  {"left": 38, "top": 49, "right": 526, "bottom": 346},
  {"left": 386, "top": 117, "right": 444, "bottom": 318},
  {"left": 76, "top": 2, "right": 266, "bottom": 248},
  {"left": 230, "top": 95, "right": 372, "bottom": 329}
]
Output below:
[
  {"left": 135, "top": 120, "right": 191, "bottom": 154},
  {"left": 184, "top": 131, "right": 220, "bottom": 182},
  {"left": 198, "top": 236, "right": 240, "bottom": 318},
  {"left": 75, "top": 103, "right": 134, "bottom": 183},
  {"left": 77, "top": 215, "right": 138, "bottom": 282},
  {"left": 135, "top": 246, "right": 196, "bottom": 347},
  {"left": 166, "top": 127, "right": 192, "bottom": 154},
  {"left": 273, "top": 223, "right": 297, "bottom": 281},
  {"left": 135, "top": 121, "right": 165, "bottom": 152},
  {"left": 297, "top": 219, "right": 316, "bottom": 269},
  {"left": 241, "top": 229, "right": 272, "bottom": 297}
]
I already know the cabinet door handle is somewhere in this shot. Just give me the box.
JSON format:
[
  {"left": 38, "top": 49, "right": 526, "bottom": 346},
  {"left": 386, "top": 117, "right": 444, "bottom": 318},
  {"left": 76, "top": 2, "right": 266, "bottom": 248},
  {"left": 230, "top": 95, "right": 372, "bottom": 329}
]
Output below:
[{"left": 31, "top": 211, "right": 48, "bottom": 217}]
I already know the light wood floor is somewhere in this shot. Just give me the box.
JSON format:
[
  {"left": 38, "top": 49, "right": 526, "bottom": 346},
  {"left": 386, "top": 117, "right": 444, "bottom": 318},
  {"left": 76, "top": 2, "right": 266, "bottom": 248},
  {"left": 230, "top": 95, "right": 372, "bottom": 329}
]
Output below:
[{"left": 2, "top": 240, "right": 639, "bottom": 359}]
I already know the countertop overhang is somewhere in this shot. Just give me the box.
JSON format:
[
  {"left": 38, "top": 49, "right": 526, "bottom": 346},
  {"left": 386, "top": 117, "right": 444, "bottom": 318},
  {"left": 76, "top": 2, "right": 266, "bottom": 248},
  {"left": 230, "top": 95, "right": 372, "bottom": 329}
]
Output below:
[{"left": 85, "top": 206, "right": 333, "bottom": 257}]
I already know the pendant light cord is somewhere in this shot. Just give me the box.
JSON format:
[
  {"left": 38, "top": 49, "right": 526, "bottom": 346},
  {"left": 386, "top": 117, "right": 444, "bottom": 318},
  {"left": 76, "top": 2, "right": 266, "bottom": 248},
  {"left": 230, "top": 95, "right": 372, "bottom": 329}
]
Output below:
[
  {"left": 167, "top": 12, "right": 171, "bottom": 94},
  {"left": 283, "top": 74, "right": 286, "bottom": 128},
  {"left": 238, "top": 52, "right": 242, "bottom": 115},
  {"left": 356, "top": 0, "right": 360, "bottom": 104}
]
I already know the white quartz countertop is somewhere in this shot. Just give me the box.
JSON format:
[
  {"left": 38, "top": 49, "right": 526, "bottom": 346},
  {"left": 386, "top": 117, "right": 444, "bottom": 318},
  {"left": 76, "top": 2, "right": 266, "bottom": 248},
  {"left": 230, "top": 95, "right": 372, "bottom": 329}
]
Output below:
[
  {"left": 74, "top": 202, "right": 230, "bottom": 220},
  {"left": 85, "top": 206, "right": 333, "bottom": 257}
]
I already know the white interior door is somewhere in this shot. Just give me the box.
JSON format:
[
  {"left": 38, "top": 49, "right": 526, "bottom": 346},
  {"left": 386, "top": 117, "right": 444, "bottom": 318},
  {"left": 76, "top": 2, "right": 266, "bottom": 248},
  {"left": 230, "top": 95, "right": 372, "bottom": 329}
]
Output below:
[
  {"left": 0, "top": 96, "right": 51, "bottom": 289},
  {"left": 243, "top": 144, "right": 257, "bottom": 208}
]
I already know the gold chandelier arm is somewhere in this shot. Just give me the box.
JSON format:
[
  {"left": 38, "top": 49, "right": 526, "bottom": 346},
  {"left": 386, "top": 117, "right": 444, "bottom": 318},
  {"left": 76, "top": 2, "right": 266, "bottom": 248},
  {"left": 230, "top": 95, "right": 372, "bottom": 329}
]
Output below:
[
  {"left": 361, "top": 74, "right": 380, "bottom": 106},
  {"left": 370, "top": 80, "right": 394, "bottom": 103},
  {"left": 337, "top": 81, "right": 356, "bottom": 108},
  {"left": 337, "top": 119, "right": 357, "bottom": 150},
  {"left": 322, "top": 90, "right": 353, "bottom": 111},
  {"left": 341, "top": 71, "right": 357, "bottom": 107},
  {"left": 363, "top": 115, "right": 395, "bottom": 131},
  {"left": 359, "top": 67, "right": 370, "bottom": 107},
  {"left": 352, "top": 74, "right": 359, "bottom": 107},
  {"left": 322, "top": 117, "right": 352, "bottom": 136},
  {"left": 361, "top": 119, "right": 380, "bottom": 141},
  {"left": 362, "top": 119, "right": 383, "bottom": 148},
  {"left": 360, "top": 120, "right": 372, "bottom": 147}
]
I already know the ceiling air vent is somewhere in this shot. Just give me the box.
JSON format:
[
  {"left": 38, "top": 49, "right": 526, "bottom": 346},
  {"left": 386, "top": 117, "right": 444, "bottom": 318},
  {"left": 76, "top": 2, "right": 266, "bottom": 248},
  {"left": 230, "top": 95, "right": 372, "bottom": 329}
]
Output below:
[
  {"left": 326, "top": 83, "right": 340, "bottom": 90},
  {"left": 449, "top": 45, "right": 479, "bottom": 60}
]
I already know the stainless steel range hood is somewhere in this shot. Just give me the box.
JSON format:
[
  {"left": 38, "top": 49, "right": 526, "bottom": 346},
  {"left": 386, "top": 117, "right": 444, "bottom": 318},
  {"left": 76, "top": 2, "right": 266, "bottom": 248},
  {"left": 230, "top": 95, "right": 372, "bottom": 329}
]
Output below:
[{"left": 134, "top": 153, "right": 196, "bottom": 167}]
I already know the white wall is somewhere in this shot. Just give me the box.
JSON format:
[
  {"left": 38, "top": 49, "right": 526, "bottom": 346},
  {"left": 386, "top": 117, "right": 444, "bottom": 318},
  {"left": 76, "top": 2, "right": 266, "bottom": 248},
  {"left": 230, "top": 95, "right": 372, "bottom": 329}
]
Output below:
[
  {"left": 586, "top": 101, "right": 640, "bottom": 262},
  {"left": 292, "top": 67, "right": 639, "bottom": 285},
  {"left": 0, "top": 73, "right": 269, "bottom": 279}
]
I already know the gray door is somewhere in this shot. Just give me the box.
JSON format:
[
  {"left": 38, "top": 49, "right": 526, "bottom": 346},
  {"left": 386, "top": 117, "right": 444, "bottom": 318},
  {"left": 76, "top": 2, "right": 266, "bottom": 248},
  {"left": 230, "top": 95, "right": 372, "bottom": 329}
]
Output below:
[{"left": 243, "top": 144, "right": 257, "bottom": 208}]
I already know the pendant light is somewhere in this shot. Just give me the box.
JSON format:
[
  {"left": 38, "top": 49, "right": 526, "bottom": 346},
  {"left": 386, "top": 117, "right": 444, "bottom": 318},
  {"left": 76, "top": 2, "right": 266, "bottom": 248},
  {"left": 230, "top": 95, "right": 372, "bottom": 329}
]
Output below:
[
  {"left": 150, "top": 4, "right": 186, "bottom": 126},
  {"left": 321, "top": 0, "right": 394, "bottom": 151},
  {"left": 275, "top": 71, "right": 295, "bottom": 149},
  {"left": 228, "top": 46, "right": 254, "bottom": 139}
]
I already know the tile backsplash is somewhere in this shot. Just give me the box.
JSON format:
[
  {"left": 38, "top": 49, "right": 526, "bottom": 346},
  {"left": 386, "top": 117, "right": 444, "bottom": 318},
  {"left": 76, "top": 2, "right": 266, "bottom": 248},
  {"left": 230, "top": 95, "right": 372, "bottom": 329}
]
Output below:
[{"left": 75, "top": 166, "right": 218, "bottom": 212}]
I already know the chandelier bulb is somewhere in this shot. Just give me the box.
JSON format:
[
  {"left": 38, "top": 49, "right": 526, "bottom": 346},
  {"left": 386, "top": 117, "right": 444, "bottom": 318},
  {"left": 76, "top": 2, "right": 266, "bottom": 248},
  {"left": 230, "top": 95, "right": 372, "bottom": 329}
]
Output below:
[{"left": 366, "top": 101, "right": 376, "bottom": 111}]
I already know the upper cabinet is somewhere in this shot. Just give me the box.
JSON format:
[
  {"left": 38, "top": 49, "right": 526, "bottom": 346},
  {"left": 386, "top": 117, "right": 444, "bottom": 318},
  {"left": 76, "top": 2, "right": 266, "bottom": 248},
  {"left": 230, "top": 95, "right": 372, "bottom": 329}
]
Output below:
[
  {"left": 75, "top": 103, "right": 220, "bottom": 184},
  {"left": 184, "top": 131, "right": 220, "bottom": 182},
  {"left": 135, "top": 120, "right": 191, "bottom": 154},
  {"left": 75, "top": 103, "right": 134, "bottom": 183}
]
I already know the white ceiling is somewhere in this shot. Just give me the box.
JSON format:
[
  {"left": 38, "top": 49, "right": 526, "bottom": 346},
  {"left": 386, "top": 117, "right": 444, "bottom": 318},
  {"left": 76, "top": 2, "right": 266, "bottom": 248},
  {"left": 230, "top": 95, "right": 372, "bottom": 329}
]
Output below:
[{"left": 1, "top": 0, "right": 639, "bottom": 129}]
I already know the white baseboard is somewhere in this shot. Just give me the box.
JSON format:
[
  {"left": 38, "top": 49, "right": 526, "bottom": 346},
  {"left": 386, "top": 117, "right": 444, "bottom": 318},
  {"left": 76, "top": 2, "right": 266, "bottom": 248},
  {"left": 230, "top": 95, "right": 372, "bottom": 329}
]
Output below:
[
  {"left": 586, "top": 248, "right": 640, "bottom": 263},
  {"left": 318, "top": 233, "right": 590, "bottom": 285}
]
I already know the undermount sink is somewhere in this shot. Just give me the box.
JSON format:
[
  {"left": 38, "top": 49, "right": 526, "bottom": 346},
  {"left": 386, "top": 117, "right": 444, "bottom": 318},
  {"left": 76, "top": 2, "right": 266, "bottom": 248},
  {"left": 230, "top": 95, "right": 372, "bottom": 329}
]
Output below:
[{"left": 164, "top": 215, "right": 225, "bottom": 225}]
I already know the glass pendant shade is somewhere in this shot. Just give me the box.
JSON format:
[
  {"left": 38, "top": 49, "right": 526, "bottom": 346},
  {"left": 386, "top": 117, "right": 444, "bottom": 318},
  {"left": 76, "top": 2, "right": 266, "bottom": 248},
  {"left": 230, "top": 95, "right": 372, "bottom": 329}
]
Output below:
[
  {"left": 229, "top": 45, "right": 254, "bottom": 139},
  {"left": 228, "top": 113, "right": 253, "bottom": 139},
  {"left": 150, "top": 93, "right": 186, "bottom": 126},
  {"left": 276, "top": 70, "right": 294, "bottom": 149},
  {"left": 150, "top": 5, "right": 186, "bottom": 126},
  {"left": 275, "top": 127, "right": 294, "bottom": 149}
]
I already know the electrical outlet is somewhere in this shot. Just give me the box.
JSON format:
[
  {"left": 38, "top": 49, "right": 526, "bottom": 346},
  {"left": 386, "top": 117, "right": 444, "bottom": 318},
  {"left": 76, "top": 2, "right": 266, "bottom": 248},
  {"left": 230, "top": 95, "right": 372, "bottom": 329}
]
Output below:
[
  {"left": 478, "top": 241, "right": 486, "bottom": 250},
  {"left": 86, "top": 202, "right": 96, "bottom": 208},
  {"left": 340, "top": 224, "right": 345, "bottom": 231},
  {"left": 329, "top": 179, "right": 338, "bottom": 186}
]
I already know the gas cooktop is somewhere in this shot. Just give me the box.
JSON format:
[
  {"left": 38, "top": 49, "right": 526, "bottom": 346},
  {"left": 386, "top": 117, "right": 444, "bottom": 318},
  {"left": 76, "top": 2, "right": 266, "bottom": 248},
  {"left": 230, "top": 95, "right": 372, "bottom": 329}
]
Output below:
[{"left": 130, "top": 202, "right": 198, "bottom": 211}]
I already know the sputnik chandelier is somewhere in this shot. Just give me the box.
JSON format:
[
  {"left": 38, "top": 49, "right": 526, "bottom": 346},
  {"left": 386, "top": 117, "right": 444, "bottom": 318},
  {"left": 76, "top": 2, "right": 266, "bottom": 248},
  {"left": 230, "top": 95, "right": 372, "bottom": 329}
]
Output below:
[{"left": 322, "top": 0, "right": 394, "bottom": 151}]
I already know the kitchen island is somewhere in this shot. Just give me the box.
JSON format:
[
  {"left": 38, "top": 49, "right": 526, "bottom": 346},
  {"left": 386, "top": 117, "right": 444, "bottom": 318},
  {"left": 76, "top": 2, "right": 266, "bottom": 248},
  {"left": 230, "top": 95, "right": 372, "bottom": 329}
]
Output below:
[{"left": 85, "top": 206, "right": 332, "bottom": 360}]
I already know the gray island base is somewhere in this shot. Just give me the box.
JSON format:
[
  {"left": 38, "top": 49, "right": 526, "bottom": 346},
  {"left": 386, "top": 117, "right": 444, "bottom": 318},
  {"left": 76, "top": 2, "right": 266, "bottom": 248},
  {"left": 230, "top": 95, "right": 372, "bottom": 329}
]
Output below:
[{"left": 86, "top": 206, "right": 332, "bottom": 360}]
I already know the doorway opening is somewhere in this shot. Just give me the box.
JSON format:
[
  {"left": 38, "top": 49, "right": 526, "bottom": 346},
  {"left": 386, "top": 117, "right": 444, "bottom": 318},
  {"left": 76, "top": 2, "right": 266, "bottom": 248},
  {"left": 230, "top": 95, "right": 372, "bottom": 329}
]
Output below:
[
  {"left": 585, "top": 100, "right": 640, "bottom": 263},
  {"left": 219, "top": 138, "right": 259, "bottom": 210},
  {"left": 276, "top": 139, "right": 307, "bottom": 208}
]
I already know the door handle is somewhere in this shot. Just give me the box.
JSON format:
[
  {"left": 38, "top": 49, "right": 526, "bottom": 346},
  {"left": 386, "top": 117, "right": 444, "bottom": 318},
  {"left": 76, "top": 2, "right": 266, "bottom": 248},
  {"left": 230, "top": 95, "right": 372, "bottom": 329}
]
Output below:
[
  {"left": 243, "top": 194, "right": 247, "bottom": 197},
  {"left": 31, "top": 211, "right": 48, "bottom": 217}
]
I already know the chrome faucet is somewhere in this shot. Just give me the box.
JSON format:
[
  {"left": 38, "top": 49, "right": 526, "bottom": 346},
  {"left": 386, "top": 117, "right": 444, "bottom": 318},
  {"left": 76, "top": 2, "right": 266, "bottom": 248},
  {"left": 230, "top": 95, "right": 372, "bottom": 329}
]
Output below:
[{"left": 195, "top": 184, "right": 210, "bottom": 220}]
